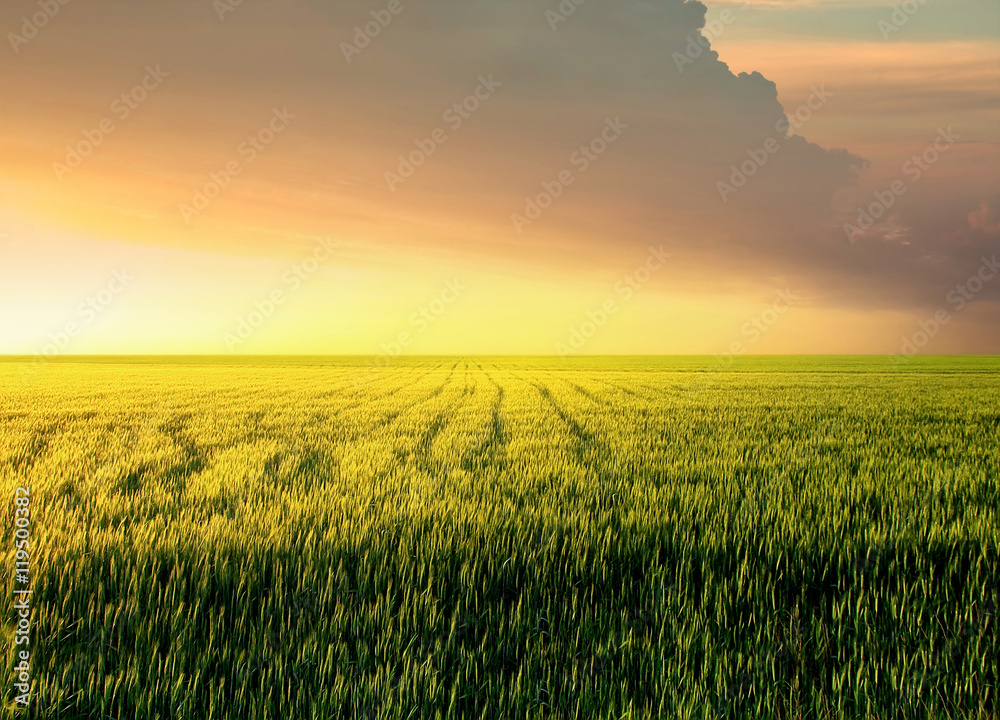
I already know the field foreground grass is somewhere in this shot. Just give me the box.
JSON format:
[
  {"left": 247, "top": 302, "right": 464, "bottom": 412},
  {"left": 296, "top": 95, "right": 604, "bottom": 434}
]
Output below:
[{"left": 1, "top": 356, "right": 997, "bottom": 719}]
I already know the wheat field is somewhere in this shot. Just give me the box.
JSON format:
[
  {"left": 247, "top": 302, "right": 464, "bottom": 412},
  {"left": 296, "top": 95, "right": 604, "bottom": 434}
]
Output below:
[{"left": 1, "top": 356, "right": 997, "bottom": 719}]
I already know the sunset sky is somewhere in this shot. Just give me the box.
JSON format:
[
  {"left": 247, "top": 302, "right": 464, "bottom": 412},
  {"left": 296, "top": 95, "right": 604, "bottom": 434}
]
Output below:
[{"left": 1, "top": 0, "right": 998, "bottom": 356}]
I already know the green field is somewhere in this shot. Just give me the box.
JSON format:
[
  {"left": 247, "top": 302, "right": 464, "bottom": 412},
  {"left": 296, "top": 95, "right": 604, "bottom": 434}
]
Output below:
[{"left": 2, "top": 357, "right": 997, "bottom": 719}]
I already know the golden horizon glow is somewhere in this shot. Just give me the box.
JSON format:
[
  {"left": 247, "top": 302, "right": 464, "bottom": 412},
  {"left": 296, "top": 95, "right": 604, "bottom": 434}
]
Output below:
[{"left": 1, "top": 0, "right": 997, "bottom": 355}]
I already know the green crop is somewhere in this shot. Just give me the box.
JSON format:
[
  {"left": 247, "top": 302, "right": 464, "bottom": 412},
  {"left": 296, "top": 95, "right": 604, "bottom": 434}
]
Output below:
[{"left": 1, "top": 356, "right": 996, "bottom": 719}]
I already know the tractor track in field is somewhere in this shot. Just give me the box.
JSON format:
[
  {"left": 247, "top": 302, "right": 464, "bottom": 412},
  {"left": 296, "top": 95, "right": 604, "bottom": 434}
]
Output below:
[
  {"left": 334, "top": 363, "right": 464, "bottom": 503},
  {"left": 117, "top": 411, "right": 211, "bottom": 497},
  {"left": 464, "top": 362, "right": 507, "bottom": 474},
  {"left": 591, "top": 377, "right": 649, "bottom": 401},
  {"left": 161, "top": 365, "right": 455, "bottom": 492},
  {"left": 534, "top": 375, "right": 634, "bottom": 500},
  {"left": 8, "top": 411, "right": 106, "bottom": 475},
  {"left": 565, "top": 380, "right": 601, "bottom": 404},
  {"left": 412, "top": 363, "right": 468, "bottom": 472},
  {"left": 526, "top": 377, "right": 594, "bottom": 466},
  {"left": 336, "top": 363, "right": 456, "bottom": 444},
  {"left": 9, "top": 422, "right": 57, "bottom": 473}
]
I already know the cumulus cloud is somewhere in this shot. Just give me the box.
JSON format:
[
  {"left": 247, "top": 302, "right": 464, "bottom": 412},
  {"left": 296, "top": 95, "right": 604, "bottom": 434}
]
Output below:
[
  {"left": 325, "top": 0, "right": 871, "bottom": 250},
  {"left": 3, "top": 0, "right": 996, "bottom": 319}
]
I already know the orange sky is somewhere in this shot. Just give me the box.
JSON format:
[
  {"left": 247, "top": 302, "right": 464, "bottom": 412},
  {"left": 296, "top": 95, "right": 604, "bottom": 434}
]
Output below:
[{"left": 1, "top": 0, "right": 998, "bottom": 356}]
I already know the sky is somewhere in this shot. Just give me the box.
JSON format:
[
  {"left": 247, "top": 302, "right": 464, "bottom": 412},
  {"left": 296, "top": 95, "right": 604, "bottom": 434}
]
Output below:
[{"left": 0, "top": 0, "right": 998, "bottom": 356}]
